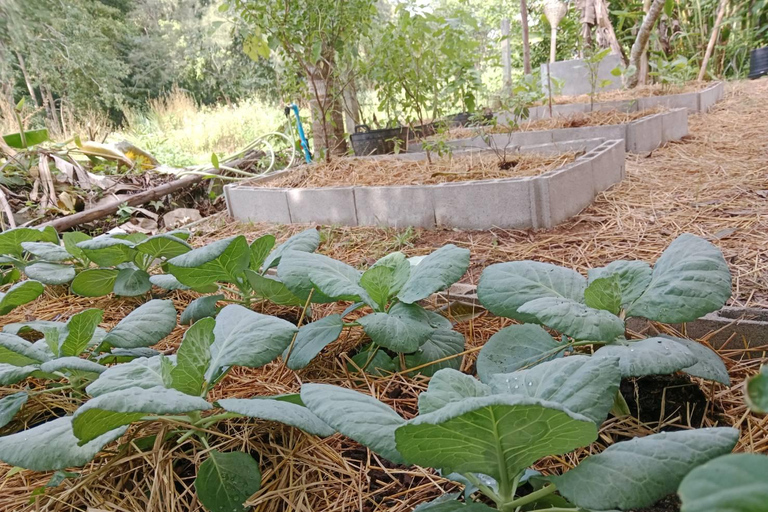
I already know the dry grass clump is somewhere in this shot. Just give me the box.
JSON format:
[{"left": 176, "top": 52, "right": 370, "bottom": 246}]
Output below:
[{"left": 260, "top": 151, "right": 577, "bottom": 188}]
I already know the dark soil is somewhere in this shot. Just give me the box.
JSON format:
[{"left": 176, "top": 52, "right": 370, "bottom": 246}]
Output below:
[
  {"left": 630, "top": 494, "right": 681, "bottom": 512},
  {"left": 619, "top": 374, "right": 710, "bottom": 428}
]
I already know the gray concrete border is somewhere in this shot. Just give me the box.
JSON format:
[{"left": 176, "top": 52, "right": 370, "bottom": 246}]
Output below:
[
  {"left": 540, "top": 56, "right": 624, "bottom": 97},
  {"left": 225, "top": 139, "right": 625, "bottom": 230},
  {"left": 409, "top": 108, "right": 688, "bottom": 155}
]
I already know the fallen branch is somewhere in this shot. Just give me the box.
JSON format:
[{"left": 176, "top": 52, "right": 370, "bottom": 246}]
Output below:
[{"left": 39, "top": 173, "right": 205, "bottom": 232}]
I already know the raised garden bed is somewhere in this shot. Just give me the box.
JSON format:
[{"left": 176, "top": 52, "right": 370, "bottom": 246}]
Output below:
[
  {"left": 224, "top": 138, "right": 625, "bottom": 230},
  {"left": 408, "top": 107, "right": 689, "bottom": 155}
]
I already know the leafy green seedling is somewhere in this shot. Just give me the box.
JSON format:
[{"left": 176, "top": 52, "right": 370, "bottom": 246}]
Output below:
[
  {"left": 476, "top": 234, "right": 732, "bottom": 384},
  {"left": 300, "top": 356, "right": 738, "bottom": 511}
]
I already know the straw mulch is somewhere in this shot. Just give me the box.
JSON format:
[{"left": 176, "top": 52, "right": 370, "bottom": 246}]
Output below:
[
  {"left": 0, "top": 78, "right": 766, "bottom": 511},
  {"left": 259, "top": 151, "right": 577, "bottom": 188},
  {"left": 540, "top": 81, "right": 709, "bottom": 106}
]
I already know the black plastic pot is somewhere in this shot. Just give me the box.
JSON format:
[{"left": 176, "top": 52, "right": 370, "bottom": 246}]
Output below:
[
  {"left": 350, "top": 125, "right": 409, "bottom": 156},
  {"left": 442, "top": 111, "right": 495, "bottom": 128},
  {"left": 749, "top": 47, "right": 768, "bottom": 80}
]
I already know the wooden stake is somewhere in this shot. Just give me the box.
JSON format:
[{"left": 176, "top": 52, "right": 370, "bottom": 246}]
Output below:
[{"left": 697, "top": 0, "right": 728, "bottom": 81}]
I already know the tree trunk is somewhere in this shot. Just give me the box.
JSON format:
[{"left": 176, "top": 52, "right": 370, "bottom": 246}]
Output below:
[
  {"left": 627, "top": 0, "right": 666, "bottom": 88},
  {"left": 697, "top": 0, "right": 728, "bottom": 80},
  {"left": 342, "top": 73, "right": 361, "bottom": 136},
  {"left": 520, "top": 0, "right": 532, "bottom": 74},
  {"left": 307, "top": 53, "right": 347, "bottom": 160},
  {"left": 501, "top": 18, "right": 512, "bottom": 86},
  {"left": 638, "top": 0, "right": 652, "bottom": 84},
  {"left": 40, "top": 85, "right": 62, "bottom": 135},
  {"left": 596, "top": 0, "right": 628, "bottom": 65},
  {"left": 14, "top": 51, "right": 38, "bottom": 107}
]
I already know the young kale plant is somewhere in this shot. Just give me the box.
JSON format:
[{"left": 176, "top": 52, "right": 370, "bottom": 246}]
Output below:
[
  {"left": 166, "top": 228, "right": 320, "bottom": 324},
  {"left": 275, "top": 244, "right": 470, "bottom": 375},
  {"left": 299, "top": 355, "right": 739, "bottom": 511},
  {"left": 0, "top": 300, "right": 177, "bottom": 428},
  {"left": 475, "top": 233, "right": 732, "bottom": 386},
  {"left": 0, "top": 226, "right": 59, "bottom": 315},
  {"left": 0, "top": 303, "right": 336, "bottom": 512}
]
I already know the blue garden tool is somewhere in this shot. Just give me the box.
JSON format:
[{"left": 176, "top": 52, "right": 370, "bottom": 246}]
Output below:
[{"left": 285, "top": 103, "right": 312, "bottom": 164}]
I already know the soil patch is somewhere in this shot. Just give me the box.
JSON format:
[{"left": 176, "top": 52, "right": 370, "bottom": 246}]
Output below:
[
  {"left": 630, "top": 495, "right": 681, "bottom": 512},
  {"left": 258, "top": 151, "right": 577, "bottom": 188},
  {"left": 620, "top": 374, "right": 711, "bottom": 428}
]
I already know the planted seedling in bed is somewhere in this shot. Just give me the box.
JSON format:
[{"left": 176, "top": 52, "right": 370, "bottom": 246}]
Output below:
[
  {"left": 0, "top": 303, "right": 336, "bottom": 512},
  {"left": 275, "top": 243, "right": 471, "bottom": 375},
  {"left": 475, "top": 233, "right": 732, "bottom": 387},
  {"left": 0, "top": 299, "right": 177, "bottom": 428},
  {"left": 300, "top": 356, "right": 740, "bottom": 511}
]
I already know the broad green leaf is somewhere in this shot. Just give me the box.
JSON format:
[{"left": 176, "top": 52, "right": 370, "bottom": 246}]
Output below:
[
  {"left": 77, "top": 237, "right": 136, "bottom": 266},
  {"left": 39, "top": 225, "right": 60, "bottom": 244},
  {"left": 170, "top": 318, "right": 215, "bottom": 396},
  {"left": 550, "top": 427, "right": 739, "bottom": 510},
  {"left": 276, "top": 250, "right": 337, "bottom": 303},
  {"left": 62, "top": 232, "right": 92, "bottom": 261},
  {"left": 417, "top": 368, "right": 491, "bottom": 415},
  {"left": 357, "top": 303, "right": 434, "bottom": 353},
  {"left": 517, "top": 297, "right": 626, "bottom": 342},
  {"left": 195, "top": 450, "right": 261, "bottom": 512},
  {"left": 4, "top": 321, "right": 106, "bottom": 348},
  {"left": 360, "top": 265, "right": 394, "bottom": 310},
  {"left": 283, "top": 315, "right": 343, "bottom": 370},
  {"left": 302, "top": 252, "right": 371, "bottom": 303},
  {"left": 149, "top": 273, "right": 189, "bottom": 291},
  {"left": 113, "top": 268, "right": 152, "bottom": 296},
  {"left": 249, "top": 234, "right": 275, "bottom": 271},
  {"left": 72, "top": 386, "right": 211, "bottom": 444},
  {"left": 135, "top": 234, "right": 192, "bottom": 260},
  {"left": 395, "top": 395, "right": 597, "bottom": 482},
  {"left": 0, "top": 332, "right": 52, "bottom": 365},
  {"left": 218, "top": 397, "right": 334, "bottom": 436},
  {"left": 397, "top": 245, "right": 470, "bottom": 304},
  {"left": 21, "top": 242, "right": 72, "bottom": 262},
  {"left": 404, "top": 329, "right": 465, "bottom": 377},
  {"left": 583, "top": 275, "right": 622, "bottom": 315},
  {"left": 588, "top": 260, "right": 652, "bottom": 306},
  {"left": 371, "top": 251, "right": 411, "bottom": 297},
  {"left": 24, "top": 262, "right": 76, "bottom": 285},
  {"left": 0, "top": 228, "right": 49, "bottom": 257},
  {"left": 244, "top": 270, "right": 304, "bottom": 306},
  {"left": 0, "top": 391, "right": 28, "bottom": 428},
  {"left": 0, "top": 363, "right": 36, "bottom": 385},
  {"left": 166, "top": 229, "right": 191, "bottom": 241},
  {"left": 262, "top": 228, "right": 320, "bottom": 270},
  {"left": 349, "top": 344, "right": 397, "bottom": 376},
  {"left": 679, "top": 453, "right": 768, "bottom": 512},
  {"left": 746, "top": 365, "right": 768, "bottom": 414},
  {"left": 86, "top": 356, "right": 167, "bottom": 396},
  {"left": 301, "top": 383, "right": 406, "bottom": 463},
  {"left": 477, "top": 261, "right": 586, "bottom": 322},
  {"left": 487, "top": 356, "right": 621, "bottom": 424},
  {"left": 663, "top": 336, "right": 730, "bottom": 385},
  {"left": 167, "top": 236, "right": 250, "bottom": 288},
  {"left": 70, "top": 269, "right": 119, "bottom": 297},
  {"left": 3, "top": 128, "right": 49, "bottom": 148},
  {"left": 0, "top": 416, "right": 127, "bottom": 471},
  {"left": 180, "top": 295, "right": 223, "bottom": 325},
  {"left": 103, "top": 300, "right": 177, "bottom": 349},
  {"left": 476, "top": 324, "right": 564, "bottom": 382},
  {"left": 626, "top": 234, "right": 731, "bottom": 323},
  {"left": 205, "top": 304, "right": 298, "bottom": 382},
  {"left": 594, "top": 337, "right": 698, "bottom": 378},
  {"left": 40, "top": 357, "right": 106, "bottom": 375},
  {"left": 96, "top": 347, "right": 159, "bottom": 364},
  {"left": 0, "top": 280, "right": 44, "bottom": 314},
  {"left": 60, "top": 308, "right": 104, "bottom": 357}
]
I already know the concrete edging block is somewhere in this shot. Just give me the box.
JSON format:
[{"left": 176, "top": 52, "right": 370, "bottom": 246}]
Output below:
[
  {"left": 536, "top": 158, "right": 596, "bottom": 228},
  {"left": 225, "top": 185, "right": 292, "bottom": 224},
  {"left": 433, "top": 178, "right": 536, "bottom": 230},
  {"left": 637, "top": 91, "right": 699, "bottom": 113},
  {"left": 626, "top": 113, "right": 663, "bottom": 153},
  {"left": 587, "top": 140, "right": 626, "bottom": 192},
  {"left": 355, "top": 185, "right": 436, "bottom": 228},
  {"left": 661, "top": 108, "right": 689, "bottom": 143},
  {"left": 286, "top": 187, "right": 358, "bottom": 226},
  {"left": 698, "top": 82, "right": 724, "bottom": 113}
]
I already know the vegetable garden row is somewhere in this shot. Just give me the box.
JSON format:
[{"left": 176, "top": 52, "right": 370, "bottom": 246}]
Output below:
[{"left": 0, "top": 222, "right": 766, "bottom": 511}]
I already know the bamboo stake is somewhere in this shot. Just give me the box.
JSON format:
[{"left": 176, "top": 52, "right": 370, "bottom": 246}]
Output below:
[{"left": 697, "top": 0, "right": 728, "bottom": 81}]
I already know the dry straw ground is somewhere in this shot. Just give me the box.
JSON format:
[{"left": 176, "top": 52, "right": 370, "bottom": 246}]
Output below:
[{"left": 0, "top": 78, "right": 766, "bottom": 511}]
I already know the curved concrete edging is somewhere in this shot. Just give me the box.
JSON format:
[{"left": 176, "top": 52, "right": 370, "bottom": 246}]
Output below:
[
  {"left": 224, "top": 139, "right": 625, "bottom": 231},
  {"left": 408, "top": 107, "right": 689, "bottom": 155}
]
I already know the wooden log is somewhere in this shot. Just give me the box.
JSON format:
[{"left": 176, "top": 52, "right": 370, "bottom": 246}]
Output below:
[{"left": 40, "top": 173, "right": 204, "bottom": 232}]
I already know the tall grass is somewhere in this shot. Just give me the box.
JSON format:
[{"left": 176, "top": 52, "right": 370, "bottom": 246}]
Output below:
[{"left": 119, "top": 87, "right": 287, "bottom": 167}]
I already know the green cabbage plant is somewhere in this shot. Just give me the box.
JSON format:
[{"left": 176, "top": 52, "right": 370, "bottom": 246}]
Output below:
[
  {"left": 275, "top": 244, "right": 471, "bottom": 375},
  {"left": 299, "top": 356, "right": 739, "bottom": 511},
  {"left": 476, "top": 233, "right": 732, "bottom": 385}
]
